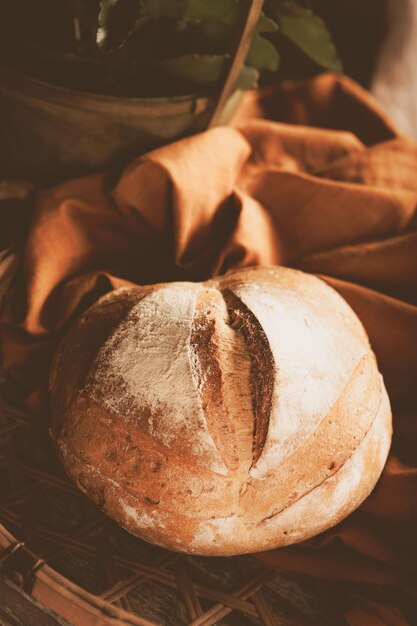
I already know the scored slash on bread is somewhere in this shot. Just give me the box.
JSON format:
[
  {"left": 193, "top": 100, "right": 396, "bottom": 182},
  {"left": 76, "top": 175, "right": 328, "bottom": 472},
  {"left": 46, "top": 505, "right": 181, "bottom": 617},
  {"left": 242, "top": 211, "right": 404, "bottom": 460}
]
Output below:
[
  {"left": 49, "top": 267, "right": 392, "bottom": 555},
  {"left": 222, "top": 288, "right": 275, "bottom": 469}
]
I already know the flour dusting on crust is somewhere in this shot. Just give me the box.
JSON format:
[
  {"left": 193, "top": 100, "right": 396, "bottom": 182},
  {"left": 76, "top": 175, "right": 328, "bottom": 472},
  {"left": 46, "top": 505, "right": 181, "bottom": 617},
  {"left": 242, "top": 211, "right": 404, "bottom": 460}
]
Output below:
[
  {"left": 51, "top": 268, "right": 392, "bottom": 556},
  {"left": 232, "top": 281, "right": 367, "bottom": 476},
  {"left": 84, "top": 284, "right": 227, "bottom": 474}
]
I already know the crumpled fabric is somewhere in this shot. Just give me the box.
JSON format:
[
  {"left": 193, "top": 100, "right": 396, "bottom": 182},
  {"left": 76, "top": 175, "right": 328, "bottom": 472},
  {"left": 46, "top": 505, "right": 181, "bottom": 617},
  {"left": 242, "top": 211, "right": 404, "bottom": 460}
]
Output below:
[{"left": 1, "top": 73, "right": 417, "bottom": 617}]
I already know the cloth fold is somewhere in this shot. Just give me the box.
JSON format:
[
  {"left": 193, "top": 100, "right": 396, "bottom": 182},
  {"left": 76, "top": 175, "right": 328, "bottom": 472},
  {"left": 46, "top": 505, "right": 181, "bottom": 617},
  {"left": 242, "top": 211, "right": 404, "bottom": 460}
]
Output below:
[{"left": 1, "top": 73, "right": 417, "bottom": 606}]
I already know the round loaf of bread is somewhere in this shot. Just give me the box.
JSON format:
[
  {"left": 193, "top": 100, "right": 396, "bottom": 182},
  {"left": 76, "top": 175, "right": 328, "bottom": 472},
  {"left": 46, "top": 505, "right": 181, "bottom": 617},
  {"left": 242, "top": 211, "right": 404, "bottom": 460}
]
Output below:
[{"left": 50, "top": 267, "right": 392, "bottom": 555}]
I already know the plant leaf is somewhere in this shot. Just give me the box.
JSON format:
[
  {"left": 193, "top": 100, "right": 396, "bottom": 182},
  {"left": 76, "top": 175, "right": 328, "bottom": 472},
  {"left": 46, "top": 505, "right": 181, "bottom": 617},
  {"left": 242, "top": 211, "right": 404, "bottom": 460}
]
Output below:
[
  {"left": 149, "top": 51, "right": 261, "bottom": 92},
  {"left": 157, "top": 53, "right": 227, "bottom": 84},
  {"left": 99, "top": 0, "right": 143, "bottom": 50},
  {"left": 235, "top": 65, "right": 260, "bottom": 89},
  {"left": 257, "top": 12, "right": 279, "bottom": 33},
  {"left": 268, "top": 0, "right": 342, "bottom": 71},
  {"left": 198, "top": 20, "right": 229, "bottom": 40},
  {"left": 195, "top": 16, "right": 278, "bottom": 46},
  {"left": 99, "top": 0, "right": 118, "bottom": 27},
  {"left": 184, "top": 0, "right": 240, "bottom": 26},
  {"left": 136, "top": 1, "right": 278, "bottom": 31},
  {"left": 247, "top": 34, "right": 280, "bottom": 71},
  {"left": 96, "top": 0, "right": 283, "bottom": 92},
  {"left": 139, "top": 0, "right": 241, "bottom": 23},
  {"left": 139, "top": 0, "right": 184, "bottom": 19}
]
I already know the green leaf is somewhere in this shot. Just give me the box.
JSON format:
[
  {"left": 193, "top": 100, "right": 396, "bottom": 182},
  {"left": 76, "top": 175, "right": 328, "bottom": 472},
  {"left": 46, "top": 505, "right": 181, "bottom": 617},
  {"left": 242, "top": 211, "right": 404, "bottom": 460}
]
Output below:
[
  {"left": 246, "top": 34, "right": 280, "bottom": 71},
  {"left": 184, "top": 0, "right": 240, "bottom": 26},
  {"left": 184, "top": 3, "right": 279, "bottom": 34},
  {"left": 99, "top": 0, "right": 118, "bottom": 27},
  {"left": 157, "top": 53, "right": 227, "bottom": 84},
  {"left": 268, "top": 0, "right": 342, "bottom": 72},
  {"left": 235, "top": 65, "right": 260, "bottom": 89},
  {"left": 257, "top": 12, "right": 279, "bottom": 33},
  {"left": 98, "top": 0, "right": 143, "bottom": 50},
  {"left": 196, "top": 21, "right": 230, "bottom": 47},
  {"left": 196, "top": 16, "right": 278, "bottom": 45},
  {"left": 139, "top": 0, "right": 184, "bottom": 19},
  {"left": 98, "top": 0, "right": 282, "bottom": 91},
  {"left": 139, "top": 0, "right": 241, "bottom": 24},
  {"left": 157, "top": 54, "right": 260, "bottom": 92}
]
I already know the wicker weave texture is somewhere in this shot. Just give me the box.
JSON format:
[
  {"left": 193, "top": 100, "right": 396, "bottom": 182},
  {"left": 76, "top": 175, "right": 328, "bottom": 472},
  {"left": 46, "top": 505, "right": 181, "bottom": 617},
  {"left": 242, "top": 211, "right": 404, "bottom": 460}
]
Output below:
[
  {"left": 0, "top": 241, "right": 410, "bottom": 625},
  {"left": 0, "top": 393, "right": 409, "bottom": 626}
]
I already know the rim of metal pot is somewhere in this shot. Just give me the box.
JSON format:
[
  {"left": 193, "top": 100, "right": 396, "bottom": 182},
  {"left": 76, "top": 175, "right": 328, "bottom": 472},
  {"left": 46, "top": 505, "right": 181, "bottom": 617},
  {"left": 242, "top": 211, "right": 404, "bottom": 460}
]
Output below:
[{"left": 0, "top": 0, "right": 263, "bottom": 118}]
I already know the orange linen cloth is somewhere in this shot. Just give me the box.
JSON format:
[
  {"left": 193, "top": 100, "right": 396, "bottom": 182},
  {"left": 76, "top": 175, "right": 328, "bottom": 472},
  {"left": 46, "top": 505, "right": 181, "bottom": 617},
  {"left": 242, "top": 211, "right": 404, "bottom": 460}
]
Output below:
[{"left": 1, "top": 73, "right": 417, "bottom": 607}]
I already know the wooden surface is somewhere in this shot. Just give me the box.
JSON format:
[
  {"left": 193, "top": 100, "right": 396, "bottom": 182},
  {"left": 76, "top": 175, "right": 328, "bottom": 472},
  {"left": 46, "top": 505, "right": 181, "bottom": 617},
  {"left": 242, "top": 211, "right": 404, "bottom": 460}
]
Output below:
[{"left": 0, "top": 576, "right": 70, "bottom": 626}]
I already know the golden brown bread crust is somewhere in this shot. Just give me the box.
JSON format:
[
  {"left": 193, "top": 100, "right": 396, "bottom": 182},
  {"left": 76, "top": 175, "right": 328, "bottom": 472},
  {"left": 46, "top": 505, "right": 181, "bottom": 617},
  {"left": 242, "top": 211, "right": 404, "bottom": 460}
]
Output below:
[{"left": 49, "top": 267, "right": 392, "bottom": 555}]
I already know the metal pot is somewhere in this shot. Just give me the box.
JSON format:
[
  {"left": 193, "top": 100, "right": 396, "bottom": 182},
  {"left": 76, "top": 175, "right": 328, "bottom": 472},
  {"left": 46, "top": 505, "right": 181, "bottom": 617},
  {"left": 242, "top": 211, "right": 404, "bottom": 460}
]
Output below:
[{"left": 0, "top": 68, "right": 235, "bottom": 184}]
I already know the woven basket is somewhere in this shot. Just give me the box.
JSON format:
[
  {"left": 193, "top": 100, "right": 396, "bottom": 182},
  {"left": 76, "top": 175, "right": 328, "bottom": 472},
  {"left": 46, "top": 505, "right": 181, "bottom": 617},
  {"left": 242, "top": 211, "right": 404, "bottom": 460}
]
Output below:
[
  {"left": 0, "top": 393, "right": 407, "bottom": 626},
  {"left": 0, "top": 2, "right": 413, "bottom": 617},
  {"left": 0, "top": 240, "right": 414, "bottom": 626}
]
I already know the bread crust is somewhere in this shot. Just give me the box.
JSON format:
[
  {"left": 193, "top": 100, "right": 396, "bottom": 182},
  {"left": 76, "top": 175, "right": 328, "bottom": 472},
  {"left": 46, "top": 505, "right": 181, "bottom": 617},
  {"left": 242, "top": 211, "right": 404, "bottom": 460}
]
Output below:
[{"left": 49, "top": 267, "right": 392, "bottom": 555}]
